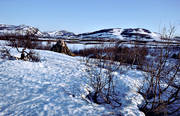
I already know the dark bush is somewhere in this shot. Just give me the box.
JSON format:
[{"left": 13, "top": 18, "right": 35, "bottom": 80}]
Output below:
[
  {"left": 116, "top": 45, "right": 148, "bottom": 66},
  {"left": 27, "top": 50, "right": 41, "bottom": 62},
  {"left": 1, "top": 35, "right": 41, "bottom": 62},
  {"left": 84, "top": 44, "right": 122, "bottom": 107},
  {"left": 0, "top": 47, "right": 14, "bottom": 60},
  {"left": 171, "top": 53, "right": 180, "bottom": 59},
  {"left": 73, "top": 44, "right": 148, "bottom": 67}
]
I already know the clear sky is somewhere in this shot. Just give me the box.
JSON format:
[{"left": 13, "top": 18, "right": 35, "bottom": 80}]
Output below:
[{"left": 0, "top": 0, "right": 180, "bottom": 34}]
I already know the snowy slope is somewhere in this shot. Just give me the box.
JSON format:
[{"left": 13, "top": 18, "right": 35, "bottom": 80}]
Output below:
[
  {"left": 0, "top": 24, "right": 75, "bottom": 38},
  {"left": 0, "top": 24, "right": 42, "bottom": 36},
  {"left": 0, "top": 50, "right": 107, "bottom": 115},
  {"left": 78, "top": 28, "right": 161, "bottom": 41},
  {"left": 0, "top": 48, "right": 145, "bottom": 116},
  {"left": 46, "top": 30, "right": 75, "bottom": 39},
  {"left": 0, "top": 24, "right": 164, "bottom": 41},
  {"left": 78, "top": 28, "right": 123, "bottom": 39}
]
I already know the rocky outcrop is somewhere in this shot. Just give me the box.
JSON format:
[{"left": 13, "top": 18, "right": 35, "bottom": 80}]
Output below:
[{"left": 50, "top": 40, "right": 73, "bottom": 56}]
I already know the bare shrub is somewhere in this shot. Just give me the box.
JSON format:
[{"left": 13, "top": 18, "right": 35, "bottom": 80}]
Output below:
[
  {"left": 139, "top": 50, "right": 180, "bottom": 115},
  {"left": 7, "top": 36, "right": 39, "bottom": 49},
  {"left": 0, "top": 47, "right": 14, "bottom": 60},
  {"left": 138, "top": 26, "right": 180, "bottom": 116},
  {"left": 27, "top": 50, "right": 40, "bottom": 62},
  {"left": 82, "top": 43, "right": 147, "bottom": 107},
  {"left": 2, "top": 35, "right": 41, "bottom": 62},
  {"left": 115, "top": 44, "right": 148, "bottom": 68},
  {"left": 160, "top": 25, "right": 176, "bottom": 40},
  {"left": 74, "top": 43, "right": 148, "bottom": 68},
  {"left": 84, "top": 44, "right": 122, "bottom": 107}
]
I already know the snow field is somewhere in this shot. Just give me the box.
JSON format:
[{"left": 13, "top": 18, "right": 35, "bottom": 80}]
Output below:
[{"left": 0, "top": 49, "right": 145, "bottom": 116}]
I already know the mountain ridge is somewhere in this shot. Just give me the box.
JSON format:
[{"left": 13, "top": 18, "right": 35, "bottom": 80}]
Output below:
[{"left": 0, "top": 24, "right": 166, "bottom": 41}]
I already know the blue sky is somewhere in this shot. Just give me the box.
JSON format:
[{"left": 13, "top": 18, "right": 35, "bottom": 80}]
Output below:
[{"left": 0, "top": 0, "right": 180, "bottom": 34}]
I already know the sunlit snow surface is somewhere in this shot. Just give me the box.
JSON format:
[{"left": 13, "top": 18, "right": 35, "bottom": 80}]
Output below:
[{"left": 0, "top": 49, "right": 145, "bottom": 116}]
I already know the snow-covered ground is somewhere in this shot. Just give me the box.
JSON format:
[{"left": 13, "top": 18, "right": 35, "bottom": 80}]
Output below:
[
  {"left": 0, "top": 40, "right": 7, "bottom": 46},
  {"left": 66, "top": 43, "right": 115, "bottom": 51},
  {"left": 0, "top": 48, "right": 145, "bottom": 116}
]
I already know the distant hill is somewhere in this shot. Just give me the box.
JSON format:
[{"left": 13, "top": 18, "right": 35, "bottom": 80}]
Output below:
[
  {"left": 174, "top": 36, "right": 180, "bottom": 41},
  {"left": 0, "top": 24, "right": 178, "bottom": 42},
  {"left": 0, "top": 24, "right": 42, "bottom": 36},
  {"left": 77, "top": 28, "right": 161, "bottom": 41},
  {"left": 0, "top": 24, "right": 75, "bottom": 39}
]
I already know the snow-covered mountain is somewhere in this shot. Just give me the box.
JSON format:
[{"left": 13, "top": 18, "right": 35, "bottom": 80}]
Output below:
[
  {"left": 77, "top": 28, "right": 161, "bottom": 41},
  {"left": 0, "top": 24, "right": 42, "bottom": 36},
  {"left": 0, "top": 24, "right": 163, "bottom": 41},
  {"left": 174, "top": 36, "right": 180, "bottom": 41},
  {"left": 46, "top": 30, "right": 75, "bottom": 38},
  {"left": 0, "top": 24, "right": 75, "bottom": 38}
]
